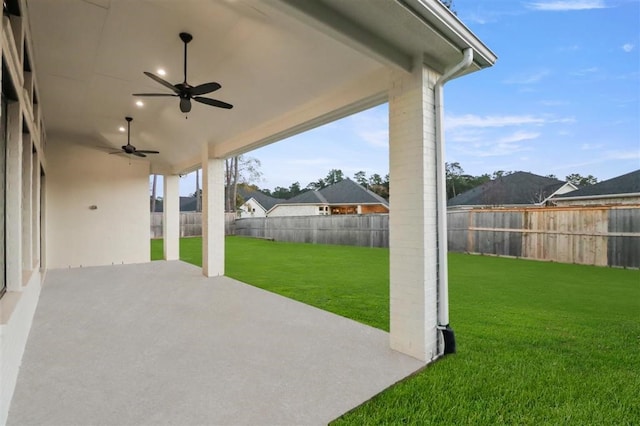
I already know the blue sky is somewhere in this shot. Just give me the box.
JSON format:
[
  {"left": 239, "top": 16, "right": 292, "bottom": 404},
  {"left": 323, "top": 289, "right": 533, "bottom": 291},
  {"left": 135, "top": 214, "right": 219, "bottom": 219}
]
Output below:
[{"left": 175, "top": 0, "right": 639, "bottom": 195}]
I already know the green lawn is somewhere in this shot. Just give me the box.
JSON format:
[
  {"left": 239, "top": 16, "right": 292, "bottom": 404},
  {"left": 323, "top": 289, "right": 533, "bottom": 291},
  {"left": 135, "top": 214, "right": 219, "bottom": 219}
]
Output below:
[{"left": 151, "top": 237, "right": 640, "bottom": 424}]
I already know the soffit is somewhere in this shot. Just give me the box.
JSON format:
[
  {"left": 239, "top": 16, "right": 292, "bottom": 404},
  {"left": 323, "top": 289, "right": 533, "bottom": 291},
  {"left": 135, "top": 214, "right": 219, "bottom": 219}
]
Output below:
[{"left": 25, "top": 0, "right": 495, "bottom": 174}]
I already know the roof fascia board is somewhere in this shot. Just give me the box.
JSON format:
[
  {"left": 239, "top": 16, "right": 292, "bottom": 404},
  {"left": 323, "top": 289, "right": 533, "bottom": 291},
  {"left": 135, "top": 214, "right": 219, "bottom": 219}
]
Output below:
[
  {"left": 555, "top": 192, "right": 640, "bottom": 201},
  {"left": 397, "top": 0, "right": 497, "bottom": 68},
  {"left": 270, "top": 0, "right": 413, "bottom": 72}
]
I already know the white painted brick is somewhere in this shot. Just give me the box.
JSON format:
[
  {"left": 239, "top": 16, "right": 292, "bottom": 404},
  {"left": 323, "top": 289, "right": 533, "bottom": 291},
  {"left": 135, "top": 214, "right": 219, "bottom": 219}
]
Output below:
[{"left": 388, "top": 63, "right": 442, "bottom": 362}]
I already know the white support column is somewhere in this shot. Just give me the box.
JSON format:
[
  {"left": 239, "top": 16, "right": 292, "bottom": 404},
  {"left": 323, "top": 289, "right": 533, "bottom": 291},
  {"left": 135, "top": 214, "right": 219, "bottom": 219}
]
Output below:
[
  {"left": 6, "top": 103, "right": 23, "bottom": 290},
  {"left": 163, "top": 174, "right": 180, "bottom": 261},
  {"left": 21, "top": 136, "right": 33, "bottom": 271},
  {"left": 388, "top": 61, "right": 441, "bottom": 362},
  {"left": 201, "top": 145, "right": 225, "bottom": 277}
]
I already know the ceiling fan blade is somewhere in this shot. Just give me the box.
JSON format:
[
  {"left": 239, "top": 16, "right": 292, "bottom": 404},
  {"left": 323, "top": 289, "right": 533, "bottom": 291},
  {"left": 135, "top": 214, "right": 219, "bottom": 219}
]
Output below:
[
  {"left": 133, "top": 152, "right": 147, "bottom": 158},
  {"left": 132, "top": 93, "right": 178, "bottom": 97},
  {"left": 191, "top": 82, "right": 221, "bottom": 96},
  {"left": 180, "top": 97, "right": 192, "bottom": 113},
  {"left": 109, "top": 151, "right": 122, "bottom": 154},
  {"left": 194, "top": 96, "right": 233, "bottom": 109},
  {"left": 136, "top": 150, "right": 160, "bottom": 154},
  {"left": 143, "top": 71, "right": 179, "bottom": 93}
]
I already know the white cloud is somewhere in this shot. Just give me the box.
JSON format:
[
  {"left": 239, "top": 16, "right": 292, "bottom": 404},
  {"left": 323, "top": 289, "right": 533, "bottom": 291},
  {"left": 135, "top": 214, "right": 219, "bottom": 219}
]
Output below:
[
  {"left": 358, "top": 130, "right": 388, "bottom": 148},
  {"left": 527, "top": 0, "right": 607, "bottom": 11},
  {"left": 350, "top": 108, "right": 389, "bottom": 149},
  {"left": 446, "top": 114, "right": 546, "bottom": 130},
  {"left": 504, "top": 70, "right": 550, "bottom": 84},
  {"left": 498, "top": 131, "right": 541, "bottom": 143},
  {"left": 622, "top": 43, "right": 635, "bottom": 52}
]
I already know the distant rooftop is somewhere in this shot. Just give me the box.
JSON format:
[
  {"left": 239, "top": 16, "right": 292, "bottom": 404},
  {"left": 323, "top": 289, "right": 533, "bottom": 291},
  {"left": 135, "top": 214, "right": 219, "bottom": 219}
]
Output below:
[{"left": 556, "top": 169, "right": 640, "bottom": 198}]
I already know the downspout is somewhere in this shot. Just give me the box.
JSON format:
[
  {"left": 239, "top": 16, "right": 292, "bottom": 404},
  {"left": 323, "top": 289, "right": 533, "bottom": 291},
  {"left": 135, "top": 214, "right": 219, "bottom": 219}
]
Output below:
[{"left": 435, "top": 47, "right": 473, "bottom": 355}]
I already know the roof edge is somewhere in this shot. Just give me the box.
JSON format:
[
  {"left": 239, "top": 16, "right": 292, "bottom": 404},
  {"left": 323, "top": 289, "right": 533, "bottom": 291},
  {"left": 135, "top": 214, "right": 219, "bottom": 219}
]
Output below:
[{"left": 397, "top": 0, "right": 497, "bottom": 69}]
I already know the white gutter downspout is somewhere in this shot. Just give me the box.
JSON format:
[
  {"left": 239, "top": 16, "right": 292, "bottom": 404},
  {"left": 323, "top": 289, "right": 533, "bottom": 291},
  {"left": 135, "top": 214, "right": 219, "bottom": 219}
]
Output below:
[{"left": 435, "top": 47, "right": 473, "bottom": 355}]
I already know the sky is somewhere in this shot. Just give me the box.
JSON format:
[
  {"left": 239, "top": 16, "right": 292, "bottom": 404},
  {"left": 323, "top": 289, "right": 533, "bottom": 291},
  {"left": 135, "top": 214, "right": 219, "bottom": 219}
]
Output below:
[{"left": 174, "top": 0, "right": 639, "bottom": 196}]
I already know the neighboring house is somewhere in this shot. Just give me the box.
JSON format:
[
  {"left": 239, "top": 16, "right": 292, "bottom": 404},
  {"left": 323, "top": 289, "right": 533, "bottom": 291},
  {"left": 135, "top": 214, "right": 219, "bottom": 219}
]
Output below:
[
  {"left": 237, "top": 187, "right": 280, "bottom": 217},
  {"left": 552, "top": 169, "right": 640, "bottom": 206},
  {"left": 448, "top": 172, "right": 577, "bottom": 209},
  {"left": 152, "top": 196, "right": 199, "bottom": 212},
  {"left": 267, "top": 178, "right": 389, "bottom": 217}
]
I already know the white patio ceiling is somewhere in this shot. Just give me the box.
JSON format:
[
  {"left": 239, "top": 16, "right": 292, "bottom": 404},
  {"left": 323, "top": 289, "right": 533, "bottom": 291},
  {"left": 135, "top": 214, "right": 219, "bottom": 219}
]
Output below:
[{"left": 26, "top": 0, "right": 495, "bottom": 175}]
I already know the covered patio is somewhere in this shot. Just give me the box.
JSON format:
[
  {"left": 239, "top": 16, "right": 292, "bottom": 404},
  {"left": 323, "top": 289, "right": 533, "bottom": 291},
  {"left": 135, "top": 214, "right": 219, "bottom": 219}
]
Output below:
[
  {"left": 8, "top": 261, "right": 423, "bottom": 425},
  {"left": 0, "top": 1, "right": 495, "bottom": 423}
]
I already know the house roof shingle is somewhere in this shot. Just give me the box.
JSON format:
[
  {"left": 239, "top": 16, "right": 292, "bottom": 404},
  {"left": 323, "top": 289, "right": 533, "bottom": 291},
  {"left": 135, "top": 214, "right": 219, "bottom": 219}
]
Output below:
[
  {"left": 556, "top": 169, "right": 640, "bottom": 198},
  {"left": 279, "top": 190, "right": 328, "bottom": 205},
  {"left": 448, "top": 172, "right": 567, "bottom": 207},
  {"left": 319, "top": 178, "right": 389, "bottom": 205},
  {"left": 237, "top": 186, "right": 280, "bottom": 210}
]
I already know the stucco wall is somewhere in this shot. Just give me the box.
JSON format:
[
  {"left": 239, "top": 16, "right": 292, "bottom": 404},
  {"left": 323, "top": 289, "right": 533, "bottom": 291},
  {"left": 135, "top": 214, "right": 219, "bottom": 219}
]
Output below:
[
  {"left": 239, "top": 199, "right": 267, "bottom": 218},
  {"left": 268, "top": 204, "right": 324, "bottom": 217},
  {"left": 46, "top": 139, "right": 150, "bottom": 268}
]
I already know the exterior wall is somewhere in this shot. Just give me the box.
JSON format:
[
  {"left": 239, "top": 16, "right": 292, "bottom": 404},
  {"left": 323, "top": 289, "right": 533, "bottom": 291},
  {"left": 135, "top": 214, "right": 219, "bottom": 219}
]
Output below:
[
  {"left": 46, "top": 138, "right": 150, "bottom": 268},
  {"left": 239, "top": 198, "right": 267, "bottom": 218},
  {"left": 0, "top": 4, "right": 48, "bottom": 423},
  {"left": 268, "top": 204, "right": 324, "bottom": 217}
]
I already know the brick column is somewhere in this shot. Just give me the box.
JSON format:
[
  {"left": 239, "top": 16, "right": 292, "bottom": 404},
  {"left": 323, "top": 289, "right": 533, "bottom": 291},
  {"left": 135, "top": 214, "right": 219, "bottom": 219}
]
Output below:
[
  {"left": 388, "top": 61, "right": 441, "bottom": 362},
  {"left": 201, "top": 146, "right": 225, "bottom": 277},
  {"left": 163, "top": 174, "right": 180, "bottom": 261}
]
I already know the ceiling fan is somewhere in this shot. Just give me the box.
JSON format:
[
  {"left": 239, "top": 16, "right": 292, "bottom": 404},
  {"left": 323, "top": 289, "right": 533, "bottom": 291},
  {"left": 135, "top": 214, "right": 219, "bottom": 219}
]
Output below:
[
  {"left": 110, "top": 117, "right": 159, "bottom": 158},
  {"left": 133, "top": 32, "right": 233, "bottom": 113}
]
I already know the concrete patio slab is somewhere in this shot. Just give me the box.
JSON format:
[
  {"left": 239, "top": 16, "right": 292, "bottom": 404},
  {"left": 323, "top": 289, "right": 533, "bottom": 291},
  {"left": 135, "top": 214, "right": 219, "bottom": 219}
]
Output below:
[{"left": 7, "top": 261, "right": 424, "bottom": 425}]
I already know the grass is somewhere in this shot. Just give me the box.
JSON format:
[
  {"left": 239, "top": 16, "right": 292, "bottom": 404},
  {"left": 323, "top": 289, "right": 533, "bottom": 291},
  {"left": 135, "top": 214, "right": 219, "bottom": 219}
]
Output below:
[{"left": 151, "top": 237, "right": 640, "bottom": 424}]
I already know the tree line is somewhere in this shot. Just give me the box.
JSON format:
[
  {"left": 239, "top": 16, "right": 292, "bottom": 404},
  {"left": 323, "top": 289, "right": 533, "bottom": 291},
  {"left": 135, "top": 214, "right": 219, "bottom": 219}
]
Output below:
[{"left": 151, "top": 155, "right": 599, "bottom": 212}]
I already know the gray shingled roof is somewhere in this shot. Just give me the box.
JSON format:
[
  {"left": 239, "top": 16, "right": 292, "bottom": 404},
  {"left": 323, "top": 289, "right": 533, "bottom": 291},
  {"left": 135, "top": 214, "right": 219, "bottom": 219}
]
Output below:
[
  {"left": 448, "top": 172, "right": 567, "bottom": 207},
  {"left": 237, "top": 186, "right": 280, "bottom": 210},
  {"left": 152, "top": 196, "right": 199, "bottom": 212},
  {"left": 319, "top": 178, "right": 389, "bottom": 205},
  {"left": 279, "top": 190, "right": 328, "bottom": 204},
  {"left": 556, "top": 169, "right": 640, "bottom": 198}
]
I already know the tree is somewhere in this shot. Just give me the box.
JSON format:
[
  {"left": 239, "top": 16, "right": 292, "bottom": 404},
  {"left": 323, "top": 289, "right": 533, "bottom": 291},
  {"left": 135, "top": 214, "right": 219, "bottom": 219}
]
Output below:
[
  {"left": 566, "top": 173, "right": 598, "bottom": 187},
  {"left": 150, "top": 174, "right": 158, "bottom": 212},
  {"left": 195, "top": 169, "right": 201, "bottom": 212},
  {"left": 289, "top": 181, "right": 303, "bottom": 197},
  {"left": 545, "top": 174, "right": 558, "bottom": 180},
  {"left": 369, "top": 173, "right": 383, "bottom": 186},
  {"left": 492, "top": 170, "right": 514, "bottom": 180},
  {"left": 445, "top": 162, "right": 464, "bottom": 198},
  {"left": 224, "top": 155, "right": 262, "bottom": 212},
  {"left": 325, "top": 169, "right": 344, "bottom": 186},
  {"left": 354, "top": 171, "right": 368, "bottom": 187},
  {"left": 306, "top": 178, "right": 326, "bottom": 191}
]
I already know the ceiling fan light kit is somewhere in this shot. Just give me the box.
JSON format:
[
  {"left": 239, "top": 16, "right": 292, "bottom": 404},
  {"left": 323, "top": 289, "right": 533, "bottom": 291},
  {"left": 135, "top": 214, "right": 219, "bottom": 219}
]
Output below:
[
  {"left": 110, "top": 116, "right": 160, "bottom": 158},
  {"left": 111, "top": 32, "right": 231, "bottom": 159},
  {"left": 132, "top": 32, "right": 233, "bottom": 113}
]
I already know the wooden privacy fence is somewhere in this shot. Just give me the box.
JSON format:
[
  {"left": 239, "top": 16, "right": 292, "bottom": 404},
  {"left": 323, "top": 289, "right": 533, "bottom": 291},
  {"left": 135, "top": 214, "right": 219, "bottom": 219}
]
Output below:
[
  {"left": 150, "top": 212, "right": 236, "bottom": 238},
  {"left": 150, "top": 206, "right": 639, "bottom": 268},
  {"left": 234, "top": 215, "right": 389, "bottom": 248},
  {"left": 447, "top": 205, "right": 640, "bottom": 268}
]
